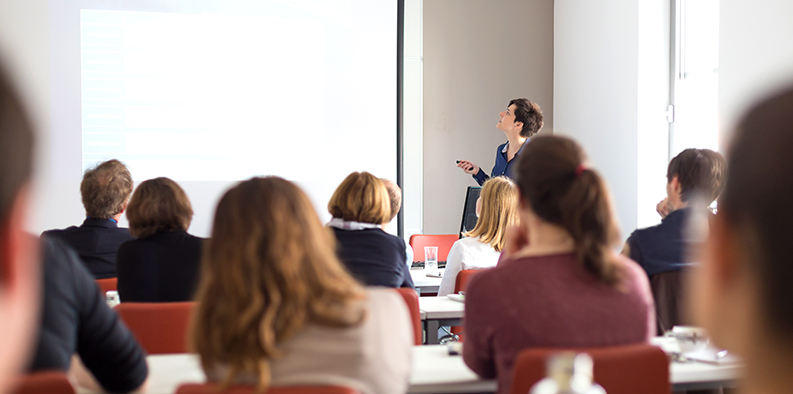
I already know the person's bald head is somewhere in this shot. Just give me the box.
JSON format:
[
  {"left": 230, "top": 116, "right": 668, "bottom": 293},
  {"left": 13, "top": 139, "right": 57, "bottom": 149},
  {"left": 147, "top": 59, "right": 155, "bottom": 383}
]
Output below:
[{"left": 381, "top": 179, "right": 401, "bottom": 222}]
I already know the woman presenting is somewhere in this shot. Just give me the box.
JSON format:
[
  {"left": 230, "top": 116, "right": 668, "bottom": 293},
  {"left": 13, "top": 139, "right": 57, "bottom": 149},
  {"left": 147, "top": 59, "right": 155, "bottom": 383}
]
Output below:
[{"left": 457, "top": 98, "right": 543, "bottom": 185}]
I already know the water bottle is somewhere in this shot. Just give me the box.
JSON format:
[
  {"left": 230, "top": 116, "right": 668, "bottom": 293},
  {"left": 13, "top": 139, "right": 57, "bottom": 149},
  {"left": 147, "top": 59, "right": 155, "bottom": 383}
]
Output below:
[{"left": 529, "top": 352, "right": 606, "bottom": 394}]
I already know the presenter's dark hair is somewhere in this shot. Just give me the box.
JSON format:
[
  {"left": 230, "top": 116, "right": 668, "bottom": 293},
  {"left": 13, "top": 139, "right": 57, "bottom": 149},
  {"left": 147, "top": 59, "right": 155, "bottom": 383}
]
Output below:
[
  {"left": 666, "top": 148, "right": 726, "bottom": 204},
  {"left": 719, "top": 87, "right": 793, "bottom": 337},
  {"left": 126, "top": 177, "right": 193, "bottom": 239},
  {"left": 0, "top": 65, "right": 34, "bottom": 228},
  {"left": 80, "top": 159, "right": 133, "bottom": 220},
  {"left": 515, "top": 135, "right": 623, "bottom": 285},
  {"left": 509, "top": 98, "right": 544, "bottom": 138}
]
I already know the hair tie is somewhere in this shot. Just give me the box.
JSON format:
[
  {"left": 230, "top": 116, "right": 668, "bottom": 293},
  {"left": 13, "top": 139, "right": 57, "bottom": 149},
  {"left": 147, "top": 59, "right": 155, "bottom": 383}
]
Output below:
[{"left": 574, "top": 163, "right": 587, "bottom": 178}]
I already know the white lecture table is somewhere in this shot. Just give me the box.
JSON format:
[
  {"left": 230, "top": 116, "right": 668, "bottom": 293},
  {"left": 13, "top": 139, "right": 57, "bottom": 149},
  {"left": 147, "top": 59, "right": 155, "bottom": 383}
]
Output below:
[
  {"left": 410, "top": 269, "right": 443, "bottom": 294},
  {"left": 418, "top": 296, "right": 465, "bottom": 344},
  {"left": 77, "top": 345, "right": 740, "bottom": 394}
]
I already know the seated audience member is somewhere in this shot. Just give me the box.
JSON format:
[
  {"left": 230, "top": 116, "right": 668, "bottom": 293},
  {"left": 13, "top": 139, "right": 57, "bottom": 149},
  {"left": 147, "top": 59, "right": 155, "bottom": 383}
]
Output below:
[
  {"left": 463, "top": 136, "right": 655, "bottom": 394},
  {"left": 327, "top": 172, "right": 415, "bottom": 288},
  {"left": 29, "top": 238, "right": 148, "bottom": 393},
  {"left": 437, "top": 176, "right": 518, "bottom": 296},
  {"left": 381, "top": 178, "right": 414, "bottom": 266},
  {"left": 42, "top": 159, "right": 134, "bottom": 279},
  {"left": 624, "top": 148, "right": 726, "bottom": 278},
  {"left": 0, "top": 64, "right": 41, "bottom": 394},
  {"left": 191, "top": 177, "right": 412, "bottom": 394},
  {"left": 692, "top": 88, "right": 793, "bottom": 394},
  {"left": 117, "top": 177, "right": 203, "bottom": 302}
]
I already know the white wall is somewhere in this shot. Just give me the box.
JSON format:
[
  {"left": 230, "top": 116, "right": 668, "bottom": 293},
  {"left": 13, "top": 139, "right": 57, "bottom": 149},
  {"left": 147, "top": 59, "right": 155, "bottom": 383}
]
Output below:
[
  {"left": 554, "top": 0, "right": 670, "bottom": 238},
  {"left": 0, "top": 2, "right": 53, "bottom": 233},
  {"left": 719, "top": 0, "right": 793, "bottom": 141},
  {"left": 402, "top": 0, "right": 424, "bottom": 239},
  {"left": 423, "top": 0, "right": 554, "bottom": 235}
]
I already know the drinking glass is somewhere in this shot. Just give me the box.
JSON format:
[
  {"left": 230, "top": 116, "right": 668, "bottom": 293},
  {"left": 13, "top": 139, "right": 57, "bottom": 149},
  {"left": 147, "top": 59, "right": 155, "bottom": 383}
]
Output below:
[{"left": 425, "top": 246, "right": 439, "bottom": 275}]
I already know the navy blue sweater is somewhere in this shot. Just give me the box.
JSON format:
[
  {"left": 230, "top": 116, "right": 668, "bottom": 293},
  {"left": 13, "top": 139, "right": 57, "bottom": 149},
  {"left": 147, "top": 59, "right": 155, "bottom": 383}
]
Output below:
[{"left": 332, "top": 227, "right": 415, "bottom": 289}]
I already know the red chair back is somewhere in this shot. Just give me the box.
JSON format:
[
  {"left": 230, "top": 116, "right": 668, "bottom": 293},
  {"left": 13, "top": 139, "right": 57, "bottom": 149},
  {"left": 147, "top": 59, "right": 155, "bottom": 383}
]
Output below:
[
  {"left": 176, "top": 383, "right": 359, "bottom": 394},
  {"left": 95, "top": 278, "right": 117, "bottom": 294},
  {"left": 11, "top": 372, "right": 74, "bottom": 394},
  {"left": 115, "top": 302, "right": 196, "bottom": 354},
  {"left": 393, "top": 288, "right": 422, "bottom": 345},
  {"left": 450, "top": 269, "right": 487, "bottom": 341},
  {"left": 409, "top": 234, "right": 458, "bottom": 262},
  {"left": 509, "top": 344, "right": 669, "bottom": 394},
  {"left": 454, "top": 269, "right": 485, "bottom": 294}
]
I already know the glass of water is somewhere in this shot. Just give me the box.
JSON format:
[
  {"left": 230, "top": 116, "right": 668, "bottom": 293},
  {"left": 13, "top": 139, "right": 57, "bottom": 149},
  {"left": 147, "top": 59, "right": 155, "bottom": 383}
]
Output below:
[{"left": 425, "top": 246, "right": 439, "bottom": 275}]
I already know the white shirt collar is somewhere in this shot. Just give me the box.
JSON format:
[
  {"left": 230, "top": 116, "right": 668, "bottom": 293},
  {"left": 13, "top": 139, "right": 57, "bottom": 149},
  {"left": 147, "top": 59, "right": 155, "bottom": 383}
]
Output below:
[{"left": 327, "top": 218, "right": 382, "bottom": 230}]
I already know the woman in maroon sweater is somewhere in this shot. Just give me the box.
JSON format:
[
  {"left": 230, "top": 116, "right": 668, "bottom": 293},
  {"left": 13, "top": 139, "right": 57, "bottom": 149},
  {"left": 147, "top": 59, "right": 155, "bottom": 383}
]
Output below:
[{"left": 462, "top": 136, "right": 655, "bottom": 394}]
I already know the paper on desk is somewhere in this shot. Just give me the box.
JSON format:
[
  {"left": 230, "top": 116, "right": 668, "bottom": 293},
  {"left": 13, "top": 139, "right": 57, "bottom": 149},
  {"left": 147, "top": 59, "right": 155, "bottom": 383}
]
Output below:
[{"left": 684, "top": 347, "right": 742, "bottom": 365}]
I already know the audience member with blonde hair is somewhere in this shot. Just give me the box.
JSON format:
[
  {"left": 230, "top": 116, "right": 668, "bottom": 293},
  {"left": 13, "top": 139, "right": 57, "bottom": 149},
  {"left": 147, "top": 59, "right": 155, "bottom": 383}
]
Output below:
[
  {"left": 117, "top": 177, "right": 203, "bottom": 302},
  {"left": 437, "top": 176, "right": 518, "bottom": 296},
  {"left": 380, "top": 178, "right": 415, "bottom": 267},
  {"left": 463, "top": 136, "right": 654, "bottom": 394},
  {"left": 192, "top": 177, "right": 412, "bottom": 394},
  {"left": 42, "top": 159, "right": 134, "bottom": 279},
  {"left": 328, "top": 172, "right": 414, "bottom": 288}
]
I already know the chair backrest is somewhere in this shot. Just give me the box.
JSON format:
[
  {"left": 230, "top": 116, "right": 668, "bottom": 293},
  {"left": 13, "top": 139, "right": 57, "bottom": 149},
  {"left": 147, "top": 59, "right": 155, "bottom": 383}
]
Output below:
[
  {"left": 510, "top": 344, "right": 669, "bottom": 394},
  {"left": 95, "top": 277, "right": 117, "bottom": 294},
  {"left": 409, "top": 234, "right": 458, "bottom": 263},
  {"left": 176, "top": 383, "right": 359, "bottom": 394},
  {"left": 10, "top": 372, "right": 74, "bottom": 394},
  {"left": 393, "top": 288, "right": 422, "bottom": 345},
  {"left": 454, "top": 269, "right": 486, "bottom": 294},
  {"left": 650, "top": 270, "right": 687, "bottom": 335},
  {"left": 115, "top": 301, "right": 197, "bottom": 354}
]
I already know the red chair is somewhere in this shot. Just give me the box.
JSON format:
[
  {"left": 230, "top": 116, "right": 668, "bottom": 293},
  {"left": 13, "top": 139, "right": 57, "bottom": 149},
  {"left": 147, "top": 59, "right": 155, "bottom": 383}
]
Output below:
[
  {"left": 95, "top": 277, "right": 117, "bottom": 294},
  {"left": 509, "top": 344, "right": 669, "bottom": 394},
  {"left": 450, "top": 269, "right": 487, "bottom": 341},
  {"left": 394, "top": 288, "right": 423, "bottom": 345},
  {"left": 115, "top": 302, "right": 196, "bottom": 354},
  {"left": 454, "top": 269, "right": 484, "bottom": 294},
  {"left": 10, "top": 372, "right": 74, "bottom": 394},
  {"left": 409, "top": 234, "right": 458, "bottom": 263},
  {"left": 176, "top": 383, "right": 359, "bottom": 394}
]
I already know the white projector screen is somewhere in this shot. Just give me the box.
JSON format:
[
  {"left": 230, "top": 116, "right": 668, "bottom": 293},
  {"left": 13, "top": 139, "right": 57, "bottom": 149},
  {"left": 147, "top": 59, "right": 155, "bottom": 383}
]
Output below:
[{"left": 41, "top": 0, "right": 398, "bottom": 237}]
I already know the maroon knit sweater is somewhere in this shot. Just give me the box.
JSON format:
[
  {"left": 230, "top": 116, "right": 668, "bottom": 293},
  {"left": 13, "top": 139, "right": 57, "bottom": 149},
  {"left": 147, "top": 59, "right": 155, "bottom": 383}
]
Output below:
[{"left": 462, "top": 252, "right": 655, "bottom": 394}]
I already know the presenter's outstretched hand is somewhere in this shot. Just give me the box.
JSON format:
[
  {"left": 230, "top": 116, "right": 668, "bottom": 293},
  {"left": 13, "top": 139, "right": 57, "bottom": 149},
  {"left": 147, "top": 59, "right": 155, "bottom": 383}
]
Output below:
[{"left": 456, "top": 160, "right": 480, "bottom": 175}]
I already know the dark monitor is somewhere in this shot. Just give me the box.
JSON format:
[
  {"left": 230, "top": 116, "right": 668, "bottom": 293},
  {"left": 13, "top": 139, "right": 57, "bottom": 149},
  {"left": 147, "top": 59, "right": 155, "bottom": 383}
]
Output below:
[{"left": 459, "top": 186, "right": 482, "bottom": 238}]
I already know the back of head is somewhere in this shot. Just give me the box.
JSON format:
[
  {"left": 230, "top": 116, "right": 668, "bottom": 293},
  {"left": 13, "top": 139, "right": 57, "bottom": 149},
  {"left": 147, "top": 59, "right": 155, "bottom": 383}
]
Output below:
[
  {"left": 0, "top": 61, "right": 38, "bottom": 394},
  {"left": 516, "top": 136, "right": 622, "bottom": 285},
  {"left": 328, "top": 172, "right": 391, "bottom": 225},
  {"left": 381, "top": 178, "right": 402, "bottom": 222},
  {"left": 0, "top": 67, "right": 34, "bottom": 230},
  {"left": 464, "top": 177, "right": 518, "bottom": 252},
  {"left": 509, "top": 98, "right": 544, "bottom": 138},
  {"left": 126, "top": 177, "right": 193, "bottom": 239},
  {"left": 667, "top": 148, "right": 727, "bottom": 205},
  {"left": 192, "top": 177, "right": 366, "bottom": 390},
  {"left": 719, "top": 87, "right": 793, "bottom": 341},
  {"left": 80, "top": 159, "right": 133, "bottom": 219}
]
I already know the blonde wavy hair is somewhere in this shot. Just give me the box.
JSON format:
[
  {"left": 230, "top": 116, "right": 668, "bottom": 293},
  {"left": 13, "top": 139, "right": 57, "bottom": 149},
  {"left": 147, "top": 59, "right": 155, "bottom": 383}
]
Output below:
[
  {"left": 463, "top": 176, "right": 519, "bottom": 252},
  {"left": 190, "top": 177, "right": 367, "bottom": 392},
  {"left": 328, "top": 172, "right": 391, "bottom": 225}
]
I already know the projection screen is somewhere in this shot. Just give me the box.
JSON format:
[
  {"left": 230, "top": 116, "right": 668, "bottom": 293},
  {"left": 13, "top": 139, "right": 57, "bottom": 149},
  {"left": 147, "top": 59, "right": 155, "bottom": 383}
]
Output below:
[{"left": 39, "top": 0, "right": 400, "bottom": 237}]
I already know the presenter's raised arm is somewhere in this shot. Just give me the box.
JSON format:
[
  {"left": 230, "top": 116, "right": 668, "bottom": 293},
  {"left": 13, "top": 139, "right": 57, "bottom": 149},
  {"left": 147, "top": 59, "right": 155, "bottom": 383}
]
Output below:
[{"left": 456, "top": 160, "right": 480, "bottom": 175}]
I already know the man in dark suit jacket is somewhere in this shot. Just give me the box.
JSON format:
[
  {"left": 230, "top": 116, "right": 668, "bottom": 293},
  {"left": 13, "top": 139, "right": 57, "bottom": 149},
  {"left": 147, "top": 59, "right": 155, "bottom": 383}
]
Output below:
[{"left": 42, "top": 159, "right": 134, "bottom": 279}]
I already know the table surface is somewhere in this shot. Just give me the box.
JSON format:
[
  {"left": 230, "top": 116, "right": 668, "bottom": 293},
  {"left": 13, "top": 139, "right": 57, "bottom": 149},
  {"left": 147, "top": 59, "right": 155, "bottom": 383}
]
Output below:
[
  {"left": 418, "top": 296, "right": 465, "bottom": 320},
  {"left": 78, "top": 344, "right": 740, "bottom": 394},
  {"left": 410, "top": 269, "right": 443, "bottom": 290}
]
